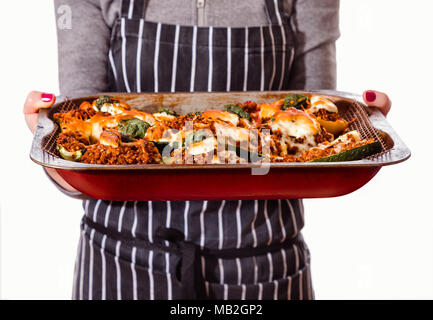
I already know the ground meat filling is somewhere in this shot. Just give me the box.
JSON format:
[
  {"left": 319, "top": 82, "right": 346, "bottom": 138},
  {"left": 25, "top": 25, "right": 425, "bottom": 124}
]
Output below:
[
  {"left": 314, "top": 127, "right": 334, "bottom": 144},
  {"left": 56, "top": 133, "right": 86, "bottom": 152},
  {"left": 54, "top": 102, "right": 97, "bottom": 122},
  {"left": 314, "top": 109, "right": 341, "bottom": 121},
  {"left": 81, "top": 141, "right": 161, "bottom": 165},
  {"left": 161, "top": 114, "right": 198, "bottom": 131}
]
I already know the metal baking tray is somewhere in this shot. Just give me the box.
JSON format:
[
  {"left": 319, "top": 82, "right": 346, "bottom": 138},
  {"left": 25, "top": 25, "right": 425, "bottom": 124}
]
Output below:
[{"left": 30, "top": 90, "right": 410, "bottom": 201}]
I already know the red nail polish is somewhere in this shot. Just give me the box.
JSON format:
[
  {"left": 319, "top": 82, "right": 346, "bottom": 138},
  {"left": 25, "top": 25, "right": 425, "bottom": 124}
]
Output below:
[
  {"left": 41, "top": 93, "right": 54, "bottom": 103},
  {"left": 366, "top": 91, "right": 376, "bottom": 102}
]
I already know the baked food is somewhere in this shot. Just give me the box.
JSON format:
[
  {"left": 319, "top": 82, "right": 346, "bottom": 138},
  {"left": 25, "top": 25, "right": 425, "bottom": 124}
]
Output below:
[{"left": 53, "top": 94, "right": 380, "bottom": 164}]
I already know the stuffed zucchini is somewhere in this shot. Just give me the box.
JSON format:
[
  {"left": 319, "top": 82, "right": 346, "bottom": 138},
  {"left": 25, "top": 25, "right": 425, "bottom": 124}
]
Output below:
[{"left": 312, "top": 141, "right": 381, "bottom": 162}]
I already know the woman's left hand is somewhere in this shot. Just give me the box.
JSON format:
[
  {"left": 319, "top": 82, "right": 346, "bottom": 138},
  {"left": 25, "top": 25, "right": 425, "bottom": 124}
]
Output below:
[{"left": 362, "top": 90, "right": 392, "bottom": 117}]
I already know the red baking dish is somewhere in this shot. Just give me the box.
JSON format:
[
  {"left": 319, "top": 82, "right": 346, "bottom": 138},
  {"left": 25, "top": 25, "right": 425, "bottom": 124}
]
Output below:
[{"left": 30, "top": 90, "right": 410, "bottom": 201}]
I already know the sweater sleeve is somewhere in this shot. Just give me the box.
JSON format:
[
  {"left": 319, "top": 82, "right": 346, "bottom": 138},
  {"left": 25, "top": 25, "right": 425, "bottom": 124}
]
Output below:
[
  {"left": 54, "top": 0, "right": 119, "bottom": 95},
  {"left": 287, "top": 0, "right": 340, "bottom": 90}
]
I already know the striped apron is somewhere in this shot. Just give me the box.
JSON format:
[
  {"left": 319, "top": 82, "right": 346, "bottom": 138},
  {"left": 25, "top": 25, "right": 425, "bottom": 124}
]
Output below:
[{"left": 72, "top": 0, "right": 314, "bottom": 300}]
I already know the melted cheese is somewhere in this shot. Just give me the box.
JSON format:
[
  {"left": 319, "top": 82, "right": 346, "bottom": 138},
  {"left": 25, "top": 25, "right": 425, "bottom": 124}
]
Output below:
[
  {"left": 308, "top": 96, "right": 338, "bottom": 113},
  {"left": 202, "top": 110, "right": 239, "bottom": 126},
  {"left": 95, "top": 102, "right": 129, "bottom": 115},
  {"left": 269, "top": 109, "right": 322, "bottom": 155},
  {"left": 331, "top": 130, "right": 360, "bottom": 145},
  {"left": 60, "top": 118, "right": 93, "bottom": 142},
  {"left": 251, "top": 101, "right": 282, "bottom": 125},
  {"left": 145, "top": 124, "right": 168, "bottom": 141},
  {"left": 258, "top": 102, "right": 281, "bottom": 120},
  {"left": 239, "top": 118, "right": 252, "bottom": 128},
  {"left": 152, "top": 112, "right": 176, "bottom": 122},
  {"left": 161, "top": 129, "right": 184, "bottom": 144},
  {"left": 315, "top": 131, "right": 361, "bottom": 153},
  {"left": 61, "top": 108, "right": 156, "bottom": 143},
  {"left": 88, "top": 114, "right": 119, "bottom": 142},
  {"left": 119, "top": 110, "right": 156, "bottom": 126},
  {"left": 188, "top": 137, "right": 217, "bottom": 156},
  {"left": 214, "top": 122, "right": 250, "bottom": 142},
  {"left": 270, "top": 110, "right": 321, "bottom": 139}
]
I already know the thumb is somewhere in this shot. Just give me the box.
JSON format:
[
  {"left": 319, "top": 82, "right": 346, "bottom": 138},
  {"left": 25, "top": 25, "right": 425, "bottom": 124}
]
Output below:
[
  {"left": 362, "top": 90, "right": 391, "bottom": 117},
  {"left": 24, "top": 91, "right": 56, "bottom": 133},
  {"left": 23, "top": 91, "right": 56, "bottom": 114}
]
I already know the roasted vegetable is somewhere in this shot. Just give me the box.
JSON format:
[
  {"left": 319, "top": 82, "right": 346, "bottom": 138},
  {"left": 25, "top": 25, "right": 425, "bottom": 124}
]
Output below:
[
  {"left": 118, "top": 118, "right": 151, "bottom": 139},
  {"left": 93, "top": 96, "right": 119, "bottom": 111},
  {"left": 152, "top": 141, "right": 181, "bottom": 155},
  {"left": 282, "top": 94, "right": 310, "bottom": 110},
  {"left": 157, "top": 107, "right": 178, "bottom": 116},
  {"left": 57, "top": 145, "right": 84, "bottom": 161},
  {"left": 224, "top": 104, "right": 251, "bottom": 120},
  {"left": 312, "top": 141, "right": 381, "bottom": 162},
  {"left": 317, "top": 118, "right": 349, "bottom": 136}
]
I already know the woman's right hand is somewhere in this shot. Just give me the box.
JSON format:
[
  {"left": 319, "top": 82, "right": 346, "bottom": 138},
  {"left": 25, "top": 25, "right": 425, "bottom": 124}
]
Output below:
[{"left": 24, "top": 91, "right": 56, "bottom": 133}]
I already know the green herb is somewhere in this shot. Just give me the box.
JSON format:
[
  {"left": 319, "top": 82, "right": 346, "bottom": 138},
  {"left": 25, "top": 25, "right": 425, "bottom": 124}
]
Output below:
[
  {"left": 282, "top": 94, "right": 310, "bottom": 110},
  {"left": 118, "top": 118, "right": 151, "bottom": 139},
  {"left": 94, "top": 96, "right": 118, "bottom": 111},
  {"left": 223, "top": 104, "right": 250, "bottom": 120},
  {"left": 157, "top": 107, "right": 178, "bottom": 116}
]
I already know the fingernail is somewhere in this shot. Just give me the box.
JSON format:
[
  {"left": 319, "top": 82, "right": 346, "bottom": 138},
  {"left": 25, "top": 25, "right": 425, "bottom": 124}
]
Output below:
[
  {"left": 41, "top": 93, "right": 54, "bottom": 103},
  {"left": 366, "top": 90, "right": 376, "bottom": 102}
]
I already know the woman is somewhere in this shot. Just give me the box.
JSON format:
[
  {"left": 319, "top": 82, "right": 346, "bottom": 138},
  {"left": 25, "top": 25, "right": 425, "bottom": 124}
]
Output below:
[{"left": 24, "top": 0, "right": 391, "bottom": 300}]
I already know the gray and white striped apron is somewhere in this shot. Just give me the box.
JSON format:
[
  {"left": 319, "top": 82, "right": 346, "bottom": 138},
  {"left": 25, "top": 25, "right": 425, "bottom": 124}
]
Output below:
[{"left": 72, "top": 0, "right": 313, "bottom": 300}]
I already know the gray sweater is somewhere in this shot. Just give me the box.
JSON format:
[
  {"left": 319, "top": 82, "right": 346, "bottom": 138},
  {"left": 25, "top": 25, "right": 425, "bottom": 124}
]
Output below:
[{"left": 54, "top": 0, "right": 340, "bottom": 95}]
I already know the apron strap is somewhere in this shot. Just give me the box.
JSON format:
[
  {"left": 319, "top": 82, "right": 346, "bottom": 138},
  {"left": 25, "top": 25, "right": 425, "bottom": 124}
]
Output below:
[
  {"left": 83, "top": 217, "right": 300, "bottom": 299},
  {"left": 154, "top": 227, "right": 303, "bottom": 299},
  {"left": 154, "top": 227, "right": 206, "bottom": 299},
  {"left": 83, "top": 216, "right": 205, "bottom": 298},
  {"left": 121, "top": 0, "right": 149, "bottom": 19},
  {"left": 83, "top": 216, "right": 180, "bottom": 254},
  {"left": 265, "top": 0, "right": 286, "bottom": 25}
]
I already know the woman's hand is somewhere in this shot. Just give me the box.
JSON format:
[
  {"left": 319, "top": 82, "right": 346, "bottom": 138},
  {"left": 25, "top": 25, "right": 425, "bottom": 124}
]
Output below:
[
  {"left": 24, "top": 91, "right": 56, "bottom": 133},
  {"left": 23, "top": 91, "right": 78, "bottom": 193},
  {"left": 362, "top": 90, "right": 392, "bottom": 117}
]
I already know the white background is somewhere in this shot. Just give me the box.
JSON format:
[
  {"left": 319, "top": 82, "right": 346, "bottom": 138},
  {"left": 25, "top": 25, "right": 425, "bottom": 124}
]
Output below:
[{"left": 0, "top": 0, "right": 432, "bottom": 299}]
